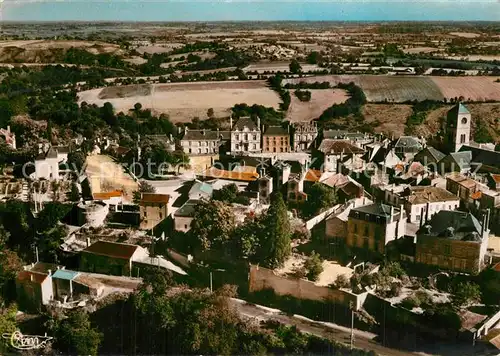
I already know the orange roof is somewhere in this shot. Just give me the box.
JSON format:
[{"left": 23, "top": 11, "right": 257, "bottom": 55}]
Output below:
[
  {"left": 202, "top": 167, "right": 258, "bottom": 182},
  {"left": 471, "top": 191, "right": 482, "bottom": 200},
  {"left": 493, "top": 262, "right": 500, "bottom": 272},
  {"left": 305, "top": 169, "right": 321, "bottom": 182},
  {"left": 93, "top": 190, "right": 123, "bottom": 200},
  {"left": 491, "top": 174, "right": 500, "bottom": 184},
  {"left": 140, "top": 193, "right": 170, "bottom": 204},
  {"left": 84, "top": 240, "right": 139, "bottom": 260},
  {"left": 17, "top": 271, "right": 48, "bottom": 284}
]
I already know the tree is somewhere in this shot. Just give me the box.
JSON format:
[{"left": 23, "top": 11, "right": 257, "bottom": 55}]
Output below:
[
  {"left": 189, "top": 200, "right": 235, "bottom": 254},
  {"left": 302, "top": 183, "right": 338, "bottom": 218},
  {"left": 304, "top": 251, "right": 323, "bottom": 282},
  {"left": 133, "top": 180, "right": 156, "bottom": 204},
  {"left": 53, "top": 310, "right": 102, "bottom": 356},
  {"left": 67, "top": 151, "right": 86, "bottom": 172},
  {"left": 289, "top": 59, "right": 302, "bottom": 74},
  {"left": 334, "top": 274, "right": 350, "bottom": 288},
  {"left": 212, "top": 183, "right": 239, "bottom": 203},
  {"left": 232, "top": 217, "right": 263, "bottom": 259},
  {"left": 207, "top": 108, "right": 215, "bottom": 119},
  {"left": 259, "top": 193, "right": 291, "bottom": 268},
  {"left": 452, "top": 282, "right": 481, "bottom": 309},
  {"left": 0, "top": 228, "right": 23, "bottom": 300},
  {"left": 134, "top": 102, "right": 143, "bottom": 113},
  {"left": 0, "top": 301, "right": 17, "bottom": 354},
  {"left": 306, "top": 51, "right": 322, "bottom": 65},
  {"left": 69, "top": 182, "right": 80, "bottom": 202}
]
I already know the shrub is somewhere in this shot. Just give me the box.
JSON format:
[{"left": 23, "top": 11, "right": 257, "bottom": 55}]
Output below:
[
  {"left": 304, "top": 251, "right": 323, "bottom": 282},
  {"left": 334, "top": 274, "right": 350, "bottom": 289}
]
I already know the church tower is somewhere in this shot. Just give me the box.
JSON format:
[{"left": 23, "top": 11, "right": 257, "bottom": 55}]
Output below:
[{"left": 446, "top": 103, "right": 471, "bottom": 152}]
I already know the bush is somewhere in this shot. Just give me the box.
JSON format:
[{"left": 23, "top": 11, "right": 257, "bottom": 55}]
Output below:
[
  {"left": 304, "top": 251, "right": 323, "bottom": 282},
  {"left": 334, "top": 274, "right": 350, "bottom": 289},
  {"left": 294, "top": 89, "right": 312, "bottom": 102}
]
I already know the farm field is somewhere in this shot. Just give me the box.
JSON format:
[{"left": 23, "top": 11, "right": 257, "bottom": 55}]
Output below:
[
  {"left": 78, "top": 80, "right": 280, "bottom": 122},
  {"left": 284, "top": 75, "right": 500, "bottom": 102},
  {"left": 287, "top": 89, "right": 349, "bottom": 122}
]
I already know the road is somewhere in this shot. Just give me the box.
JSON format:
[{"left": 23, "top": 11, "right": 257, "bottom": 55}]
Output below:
[
  {"left": 231, "top": 299, "right": 498, "bottom": 356},
  {"left": 231, "top": 298, "right": 418, "bottom": 356}
]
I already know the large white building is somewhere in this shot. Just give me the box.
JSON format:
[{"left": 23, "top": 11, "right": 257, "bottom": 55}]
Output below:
[
  {"left": 34, "top": 146, "right": 69, "bottom": 180},
  {"left": 446, "top": 103, "right": 471, "bottom": 152},
  {"left": 230, "top": 117, "right": 261, "bottom": 155},
  {"left": 400, "top": 186, "right": 460, "bottom": 224}
]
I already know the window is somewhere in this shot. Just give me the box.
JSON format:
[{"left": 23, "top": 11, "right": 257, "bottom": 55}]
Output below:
[
  {"left": 253, "top": 135, "right": 257, "bottom": 140},
  {"left": 364, "top": 225, "right": 369, "bottom": 237},
  {"left": 143, "top": 211, "right": 147, "bottom": 217},
  {"left": 353, "top": 223, "right": 358, "bottom": 234},
  {"left": 280, "top": 148, "right": 283, "bottom": 152},
  {"left": 253, "top": 144, "right": 257, "bottom": 149},
  {"left": 244, "top": 134, "right": 248, "bottom": 140},
  {"left": 235, "top": 134, "right": 239, "bottom": 140},
  {"left": 289, "top": 192, "right": 296, "bottom": 200},
  {"left": 159, "top": 212, "right": 163, "bottom": 219},
  {"left": 290, "top": 182, "right": 296, "bottom": 190},
  {"left": 460, "top": 134, "right": 466, "bottom": 143},
  {"left": 444, "top": 245, "right": 451, "bottom": 255},
  {"left": 184, "top": 224, "right": 188, "bottom": 229}
]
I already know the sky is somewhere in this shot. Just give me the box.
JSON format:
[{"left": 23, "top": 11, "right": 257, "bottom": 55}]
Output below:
[{"left": 2, "top": 0, "right": 500, "bottom": 22}]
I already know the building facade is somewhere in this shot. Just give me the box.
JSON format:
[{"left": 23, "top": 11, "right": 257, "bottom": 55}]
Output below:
[
  {"left": 446, "top": 103, "right": 471, "bottom": 153},
  {"left": 230, "top": 117, "right": 261, "bottom": 154},
  {"left": 293, "top": 122, "right": 318, "bottom": 152},
  {"left": 400, "top": 186, "right": 460, "bottom": 224},
  {"left": 139, "top": 193, "right": 170, "bottom": 230},
  {"left": 262, "top": 126, "right": 290, "bottom": 153},
  {"left": 415, "top": 210, "right": 489, "bottom": 273},
  {"left": 346, "top": 203, "right": 406, "bottom": 254},
  {"left": 181, "top": 128, "right": 228, "bottom": 155}
]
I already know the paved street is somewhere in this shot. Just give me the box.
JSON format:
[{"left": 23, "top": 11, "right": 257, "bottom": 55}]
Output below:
[{"left": 231, "top": 299, "right": 498, "bottom": 356}]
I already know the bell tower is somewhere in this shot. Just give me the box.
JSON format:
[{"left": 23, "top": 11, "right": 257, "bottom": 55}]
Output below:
[{"left": 447, "top": 103, "right": 471, "bottom": 152}]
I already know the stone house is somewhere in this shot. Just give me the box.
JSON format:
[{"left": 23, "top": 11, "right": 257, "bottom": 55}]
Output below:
[
  {"left": 446, "top": 173, "right": 479, "bottom": 201},
  {"left": 180, "top": 128, "right": 228, "bottom": 155},
  {"left": 139, "top": 193, "right": 170, "bottom": 230},
  {"left": 287, "top": 172, "right": 307, "bottom": 204},
  {"left": 399, "top": 186, "right": 460, "bottom": 224},
  {"left": 262, "top": 125, "right": 290, "bottom": 153},
  {"left": 80, "top": 240, "right": 148, "bottom": 277},
  {"left": 174, "top": 199, "right": 199, "bottom": 232},
  {"left": 325, "top": 197, "right": 373, "bottom": 240},
  {"left": 34, "top": 145, "right": 69, "bottom": 180},
  {"left": 316, "top": 139, "right": 364, "bottom": 172},
  {"left": 415, "top": 210, "right": 490, "bottom": 273},
  {"left": 16, "top": 270, "right": 53, "bottom": 312},
  {"left": 346, "top": 203, "right": 406, "bottom": 254},
  {"left": 292, "top": 122, "right": 318, "bottom": 152},
  {"left": 230, "top": 116, "right": 261, "bottom": 154}
]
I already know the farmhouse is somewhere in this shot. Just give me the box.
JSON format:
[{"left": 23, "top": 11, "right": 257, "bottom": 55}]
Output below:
[
  {"left": 317, "top": 139, "right": 364, "bottom": 172},
  {"left": 230, "top": 116, "right": 262, "bottom": 155},
  {"left": 139, "top": 193, "right": 170, "bottom": 230},
  {"left": 180, "top": 128, "right": 227, "bottom": 155}
]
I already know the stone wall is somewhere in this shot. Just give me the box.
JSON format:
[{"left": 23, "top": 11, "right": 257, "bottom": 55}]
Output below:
[{"left": 249, "top": 265, "right": 367, "bottom": 310}]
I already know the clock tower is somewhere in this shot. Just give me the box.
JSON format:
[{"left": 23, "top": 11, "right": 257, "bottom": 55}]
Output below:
[{"left": 446, "top": 103, "right": 471, "bottom": 152}]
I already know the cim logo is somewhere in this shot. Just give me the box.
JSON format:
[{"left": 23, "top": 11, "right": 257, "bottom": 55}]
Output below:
[{"left": 2, "top": 330, "right": 53, "bottom": 350}]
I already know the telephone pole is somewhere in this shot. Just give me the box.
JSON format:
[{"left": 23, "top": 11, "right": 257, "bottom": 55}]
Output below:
[{"left": 349, "top": 301, "right": 355, "bottom": 350}]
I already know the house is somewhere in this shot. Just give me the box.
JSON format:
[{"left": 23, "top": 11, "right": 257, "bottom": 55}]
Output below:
[
  {"left": 188, "top": 180, "right": 213, "bottom": 200},
  {"left": 346, "top": 203, "right": 406, "bottom": 254},
  {"left": 0, "top": 126, "right": 16, "bottom": 149},
  {"left": 292, "top": 122, "right": 318, "bottom": 152},
  {"left": 413, "top": 146, "right": 446, "bottom": 167},
  {"left": 51, "top": 269, "right": 104, "bottom": 302},
  {"left": 34, "top": 145, "right": 69, "bottom": 180},
  {"left": 325, "top": 197, "right": 373, "bottom": 240},
  {"left": 92, "top": 190, "right": 124, "bottom": 210},
  {"left": 256, "top": 174, "right": 273, "bottom": 204},
  {"left": 287, "top": 172, "right": 307, "bottom": 204},
  {"left": 446, "top": 173, "right": 479, "bottom": 201},
  {"left": 80, "top": 240, "right": 148, "bottom": 276},
  {"left": 323, "top": 130, "right": 371, "bottom": 147},
  {"left": 139, "top": 193, "right": 170, "bottom": 230},
  {"left": 180, "top": 128, "right": 226, "bottom": 155},
  {"left": 262, "top": 125, "right": 290, "bottom": 153},
  {"left": 174, "top": 199, "right": 199, "bottom": 232},
  {"left": 438, "top": 151, "right": 472, "bottom": 174},
  {"left": 319, "top": 173, "right": 364, "bottom": 202},
  {"left": 445, "top": 103, "right": 471, "bottom": 153},
  {"left": 16, "top": 270, "right": 53, "bottom": 312},
  {"left": 415, "top": 210, "right": 490, "bottom": 273},
  {"left": 230, "top": 116, "right": 261, "bottom": 154},
  {"left": 399, "top": 186, "right": 460, "bottom": 224},
  {"left": 317, "top": 139, "right": 364, "bottom": 172},
  {"left": 393, "top": 136, "right": 423, "bottom": 158}
]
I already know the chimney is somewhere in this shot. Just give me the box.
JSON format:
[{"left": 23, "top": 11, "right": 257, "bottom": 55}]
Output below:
[
  {"left": 399, "top": 204, "right": 405, "bottom": 222},
  {"left": 419, "top": 208, "right": 424, "bottom": 228},
  {"left": 425, "top": 202, "right": 430, "bottom": 222},
  {"left": 86, "top": 238, "right": 91, "bottom": 247},
  {"left": 48, "top": 269, "right": 52, "bottom": 276},
  {"left": 177, "top": 126, "right": 182, "bottom": 134},
  {"left": 6, "top": 125, "right": 10, "bottom": 133},
  {"left": 390, "top": 205, "right": 394, "bottom": 219},
  {"left": 230, "top": 116, "right": 233, "bottom": 129},
  {"left": 30, "top": 274, "right": 34, "bottom": 282},
  {"left": 257, "top": 117, "right": 260, "bottom": 130},
  {"left": 169, "top": 133, "right": 173, "bottom": 142}
]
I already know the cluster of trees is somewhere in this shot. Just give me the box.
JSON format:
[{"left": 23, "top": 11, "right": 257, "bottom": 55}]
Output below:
[
  {"left": 284, "top": 81, "right": 331, "bottom": 89},
  {"left": 318, "top": 82, "right": 367, "bottom": 122},
  {"left": 267, "top": 75, "right": 291, "bottom": 111},
  {"left": 189, "top": 192, "right": 291, "bottom": 269},
  {"left": 404, "top": 100, "right": 444, "bottom": 135},
  {"left": 212, "top": 183, "right": 250, "bottom": 205},
  {"left": 231, "top": 103, "right": 285, "bottom": 127},
  {"left": 294, "top": 89, "right": 312, "bottom": 102}
]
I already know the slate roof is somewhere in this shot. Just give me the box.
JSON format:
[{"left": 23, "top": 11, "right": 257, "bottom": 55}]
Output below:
[
  {"left": 443, "top": 151, "right": 472, "bottom": 170},
  {"left": 263, "top": 126, "right": 288, "bottom": 136},
  {"left": 318, "top": 139, "right": 364, "bottom": 155},
  {"left": 394, "top": 136, "right": 423, "bottom": 149},
  {"left": 415, "top": 147, "right": 446, "bottom": 163},
  {"left": 448, "top": 103, "right": 470, "bottom": 117},
  {"left": 174, "top": 199, "right": 200, "bottom": 217},
  {"left": 402, "top": 186, "right": 459, "bottom": 205},
  {"left": 458, "top": 145, "right": 500, "bottom": 171},
  {"left": 417, "top": 210, "right": 483, "bottom": 242},
  {"left": 182, "top": 129, "right": 222, "bottom": 141},
  {"left": 83, "top": 240, "right": 139, "bottom": 260},
  {"left": 232, "top": 117, "right": 259, "bottom": 131},
  {"left": 52, "top": 269, "right": 79, "bottom": 281},
  {"left": 189, "top": 180, "right": 213, "bottom": 197},
  {"left": 351, "top": 202, "right": 395, "bottom": 218}
]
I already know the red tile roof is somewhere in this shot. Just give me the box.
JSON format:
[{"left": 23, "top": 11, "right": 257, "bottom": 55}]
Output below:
[
  {"left": 83, "top": 240, "right": 139, "bottom": 260},
  {"left": 471, "top": 191, "right": 482, "bottom": 200},
  {"left": 17, "top": 271, "right": 48, "bottom": 284},
  {"left": 140, "top": 193, "right": 170, "bottom": 204},
  {"left": 93, "top": 190, "right": 123, "bottom": 200},
  {"left": 491, "top": 174, "right": 500, "bottom": 184},
  {"left": 305, "top": 169, "right": 322, "bottom": 182},
  {"left": 202, "top": 167, "right": 258, "bottom": 182}
]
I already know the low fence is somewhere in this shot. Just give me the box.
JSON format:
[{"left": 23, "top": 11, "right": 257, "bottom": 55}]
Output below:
[{"left": 249, "top": 264, "right": 367, "bottom": 310}]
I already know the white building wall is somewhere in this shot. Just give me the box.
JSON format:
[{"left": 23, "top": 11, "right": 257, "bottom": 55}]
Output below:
[
  {"left": 408, "top": 200, "right": 460, "bottom": 224},
  {"left": 35, "top": 158, "right": 59, "bottom": 180},
  {"left": 174, "top": 216, "right": 194, "bottom": 232}
]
